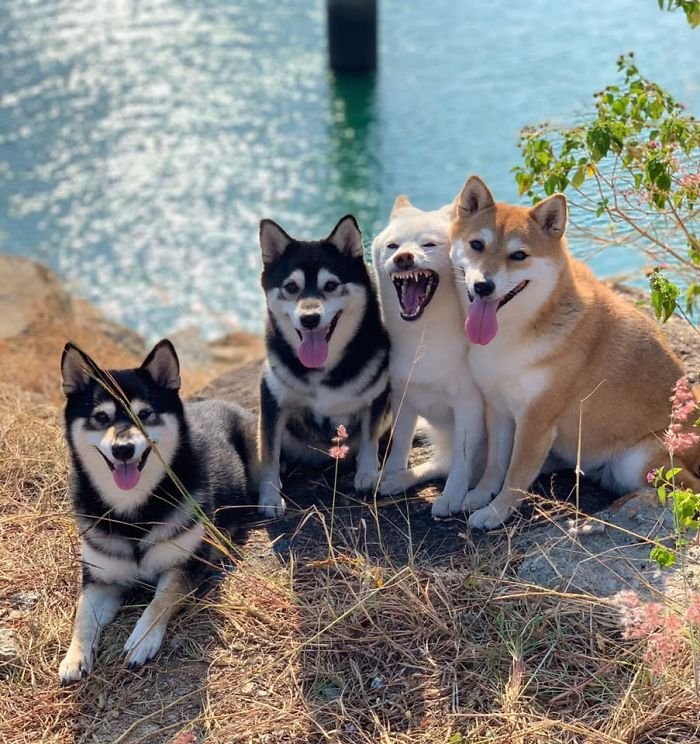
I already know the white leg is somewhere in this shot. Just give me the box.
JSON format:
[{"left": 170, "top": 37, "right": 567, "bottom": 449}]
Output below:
[
  {"left": 379, "top": 393, "right": 420, "bottom": 494},
  {"left": 433, "top": 395, "right": 485, "bottom": 517},
  {"left": 463, "top": 404, "right": 514, "bottom": 511},
  {"left": 469, "top": 412, "right": 555, "bottom": 531},
  {"left": 123, "top": 568, "right": 191, "bottom": 668},
  {"left": 354, "top": 408, "right": 380, "bottom": 494},
  {"left": 258, "top": 396, "right": 288, "bottom": 518},
  {"left": 59, "top": 581, "right": 123, "bottom": 684}
]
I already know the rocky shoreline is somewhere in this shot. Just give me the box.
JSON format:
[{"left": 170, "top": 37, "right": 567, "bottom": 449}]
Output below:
[{"left": 0, "top": 254, "right": 264, "bottom": 402}]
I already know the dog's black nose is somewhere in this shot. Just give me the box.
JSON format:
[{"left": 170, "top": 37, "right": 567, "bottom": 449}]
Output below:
[
  {"left": 300, "top": 313, "right": 321, "bottom": 330},
  {"left": 473, "top": 279, "right": 495, "bottom": 297},
  {"left": 393, "top": 252, "right": 414, "bottom": 270},
  {"left": 112, "top": 442, "right": 135, "bottom": 462}
]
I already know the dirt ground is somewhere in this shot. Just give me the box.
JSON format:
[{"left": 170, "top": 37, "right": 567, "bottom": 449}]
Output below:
[{"left": 2, "top": 285, "right": 700, "bottom": 743}]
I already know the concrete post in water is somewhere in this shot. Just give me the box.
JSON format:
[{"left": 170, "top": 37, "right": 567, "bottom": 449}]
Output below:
[{"left": 327, "top": 0, "right": 377, "bottom": 72}]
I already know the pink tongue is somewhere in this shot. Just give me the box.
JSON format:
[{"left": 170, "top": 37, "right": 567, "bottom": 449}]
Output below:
[
  {"left": 402, "top": 282, "right": 425, "bottom": 316},
  {"left": 113, "top": 462, "right": 141, "bottom": 491},
  {"left": 466, "top": 297, "right": 499, "bottom": 345},
  {"left": 298, "top": 329, "right": 329, "bottom": 368}
]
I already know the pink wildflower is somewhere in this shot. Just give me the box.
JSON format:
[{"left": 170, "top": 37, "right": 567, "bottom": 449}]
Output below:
[
  {"left": 614, "top": 591, "right": 685, "bottom": 676},
  {"left": 663, "top": 428, "right": 700, "bottom": 456},
  {"left": 686, "top": 594, "right": 700, "bottom": 625},
  {"left": 663, "top": 376, "right": 700, "bottom": 455},
  {"left": 329, "top": 444, "right": 349, "bottom": 460},
  {"left": 646, "top": 469, "right": 658, "bottom": 485},
  {"left": 648, "top": 140, "right": 659, "bottom": 150},
  {"left": 671, "top": 376, "right": 697, "bottom": 422},
  {"left": 643, "top": 625, "right": 684, "bottom": 676},
  {"left": 329, "top": 424, "right": 349, "bottom": 459},
  {"left": 680, "top": 173, "right": 700, "bottom": 190}
]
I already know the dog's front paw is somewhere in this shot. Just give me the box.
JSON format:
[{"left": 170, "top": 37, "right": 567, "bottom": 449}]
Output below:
[
  {"left": 431, "top": 485, "right": 466, "bottom": 518},
  {"left": 258, "top": 482, "right": 285, "bottom": 518},
  {"left": 379, "top": 468, "right": 415, "bottom": 496},
  {"left": 462, "top": 486, "right": 494, "bottom": 512},
  {"left": 123, "top": 617, "right": 166, "bottom": 669},
  {"left": 58, "top": 644, "right": 93, "bottom": 685},
  {"left": 354, "top": 469, "right": 378, "bottom": 496},
  {"left": 468, "top": 503, "right": 512, "bottom": 531}
]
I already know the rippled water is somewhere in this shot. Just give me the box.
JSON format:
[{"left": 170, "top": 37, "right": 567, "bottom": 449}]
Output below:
[{"left": 1, "top": 0, "right": 698, "bottom": 338}]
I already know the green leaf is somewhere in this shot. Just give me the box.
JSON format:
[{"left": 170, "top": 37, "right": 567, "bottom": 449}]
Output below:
[
  {"left": 649, "top": 269, "right": 680, "bottom": 322},
  {"left": 650, "top": 545, "right": 676, "bottom": 568},
  {"left": 571, "top": 166, "right": 586, "bottom": 189}
]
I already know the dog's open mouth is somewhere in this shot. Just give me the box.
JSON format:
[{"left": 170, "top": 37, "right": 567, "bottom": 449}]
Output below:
[
  {"left": 497, "top": 280, "right": 529, "bottom": 309},
  {"left": 96, "top": 446, "right": 152, "bottom": 491},
  {"left": 391, "top": 270, "right": 439, "bottom": 321},
  {"left": 295, "top": 311, "right": 342, "bottom": 369},
  {"left": 465, "top": 280, "right": 529, "bottom": 346}
]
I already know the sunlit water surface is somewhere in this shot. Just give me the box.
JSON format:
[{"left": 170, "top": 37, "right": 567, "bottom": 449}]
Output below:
[{"left": 1, "top": 0, "right": 698, "bottom": 338}]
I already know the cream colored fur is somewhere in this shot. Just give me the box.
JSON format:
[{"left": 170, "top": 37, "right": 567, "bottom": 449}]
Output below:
[{"left": 372, "top": 197, "right": 485, "bottom": 516}]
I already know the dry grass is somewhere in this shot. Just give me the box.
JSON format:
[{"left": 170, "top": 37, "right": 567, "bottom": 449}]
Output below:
[{"left": 2, "top": 334, "right": 699, "bottom": 743}]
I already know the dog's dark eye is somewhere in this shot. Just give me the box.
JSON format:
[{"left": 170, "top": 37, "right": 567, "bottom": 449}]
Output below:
[
  {"left": 422, "top": 242, "right": 437, "bottom": 248},
  {"left": 510, "top": 251, "right": 528, "bottom": 261},
  {"left": 283, "top": 281, "right": 299, "bottom": 294},
  {"left": 138, "top": 408, "right": 155, "bottom": 423},
  {"left": 92, "top": 411, "right": 110, "bottom": 426},
  {"left": 324, "top": 280, "right": 339, "bottom": 293},
  {"left": 386, "top": 242, "right": 399, "bottom": 251},
  {"left": 469, "top": 239, "right": 485, "bottom": 252}
]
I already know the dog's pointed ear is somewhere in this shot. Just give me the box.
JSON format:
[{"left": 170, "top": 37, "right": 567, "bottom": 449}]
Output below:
[
  {"left": 391, "top": 195, "right": 412, "bottom": 219},
  {"left": 457, "top": 175, "right": 495, "bottom": 217},
  {"left": 260, "top": 219, "right": 293, "bottom": 265},
  {"left": 61, "top": 343, "right": 99, "bottom": 396},
  {"left": 529, "top": 194, "right": 567, "bottom": 238},
  {"left": 327, "top": 215, "right": 364, "bottom": 258},
  {"left": 141, "top": 339, "right": 181, "bottom": 391}
]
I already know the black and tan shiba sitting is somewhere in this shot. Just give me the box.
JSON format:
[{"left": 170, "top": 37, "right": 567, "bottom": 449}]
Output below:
[
  {"left": 58, "top": 339, "right": 256, "bottom": 683},
  {"left": 257, "top": 215, "right": 391, "bottom": 517}
]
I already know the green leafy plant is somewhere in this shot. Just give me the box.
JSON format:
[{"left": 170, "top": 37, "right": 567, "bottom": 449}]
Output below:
[
  {"left": 650, "top": 465, "right": 700, "bottom": 568},
  {"left": 514, "top": 53, "right": 700, "bottom": 323},
  {"left": 658, "top": 0, "right": 700, "bottom": 27}
]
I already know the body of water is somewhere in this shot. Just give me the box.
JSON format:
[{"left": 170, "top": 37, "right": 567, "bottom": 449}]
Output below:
[{"left": 1, "top": 0, "right": 698, "bottom": 338}]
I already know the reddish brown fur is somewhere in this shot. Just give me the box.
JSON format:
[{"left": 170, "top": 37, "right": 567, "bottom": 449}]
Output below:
[{"left": 450, "top": 176, "right": 699, "bottom": 528}]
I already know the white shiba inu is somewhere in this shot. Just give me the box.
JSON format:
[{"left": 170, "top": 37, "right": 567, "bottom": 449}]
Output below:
[
  {"left": 372, "top": 196, "right": 484, "bottom": 517},
  {"left": 450, "top": 175, "right": 700, "bottom": 530}
]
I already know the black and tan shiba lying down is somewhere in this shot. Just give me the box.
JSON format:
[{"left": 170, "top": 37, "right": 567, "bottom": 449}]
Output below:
[{"left": 58, "top": 339, "right": 257, "bottom": 683}]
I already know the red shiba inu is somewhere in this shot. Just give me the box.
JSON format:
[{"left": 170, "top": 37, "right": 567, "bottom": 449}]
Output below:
[{"left": 450, "top": 175, "right": 700, "bottom": 530}]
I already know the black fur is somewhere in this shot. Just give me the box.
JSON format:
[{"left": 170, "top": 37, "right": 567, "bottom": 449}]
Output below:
[
  {"left": 260, "top": 219, "right": 391, "bottom": 468},
  {"left": 63, "top": 346, "right": 257, "bottom": 586}
]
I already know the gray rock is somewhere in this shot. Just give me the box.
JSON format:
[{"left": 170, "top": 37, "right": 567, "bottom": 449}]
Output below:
[
  {"left": 0, "top": 627, "right": 19, "bottom": 667},
  {"left": 9, "top": 591, "right": 40, "bottom": 611},
  {"left": 515, "top": 491, "right": 695, "bottom": 598},
  {"left": 168, "top": 326, "right": 214, "bottom": 366}
]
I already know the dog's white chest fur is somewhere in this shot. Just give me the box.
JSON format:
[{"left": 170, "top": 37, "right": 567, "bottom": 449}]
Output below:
[
  {"left": 80, "top": 518, "right": 205, "bottom": 585},
  {"left": 390, "top": 322, "right": 470, "bottom": 420},
  {"left": 267, "top": 352, "right": 388, "bottom": 418},
  {"left": 470, "top": 331, "right": 553, "bottom": 414}
]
